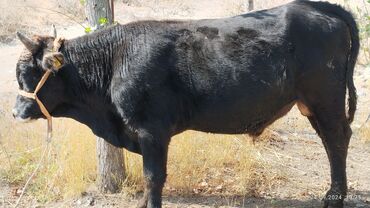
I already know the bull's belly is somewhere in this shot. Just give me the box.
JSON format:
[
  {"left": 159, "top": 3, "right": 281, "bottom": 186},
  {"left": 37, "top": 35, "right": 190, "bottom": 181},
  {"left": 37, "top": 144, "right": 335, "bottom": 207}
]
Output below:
[{"left": 189, "top": 97, "right": 296, "bottom": 136}]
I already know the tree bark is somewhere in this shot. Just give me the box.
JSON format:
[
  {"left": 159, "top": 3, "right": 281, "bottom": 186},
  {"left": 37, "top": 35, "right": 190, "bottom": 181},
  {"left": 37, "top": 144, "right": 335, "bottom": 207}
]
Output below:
[
  {"left": 85, "top": 0, "right": 113, "bottom": 30},
  {"left": 96, "top": 139, "right": 125, "bottom": 193},
  {"left": 248, "top": 0, "right": 254, "bottom": 11},
  {"left": 84, "top": 0, "right": 125, "bottom": 193}
]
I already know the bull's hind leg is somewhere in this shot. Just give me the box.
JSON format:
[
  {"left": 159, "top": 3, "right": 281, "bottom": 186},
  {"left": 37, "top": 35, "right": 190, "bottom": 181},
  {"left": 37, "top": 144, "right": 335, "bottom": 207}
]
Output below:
[{"left": 302, "top": 99, "right": 351, "bottom": 208}]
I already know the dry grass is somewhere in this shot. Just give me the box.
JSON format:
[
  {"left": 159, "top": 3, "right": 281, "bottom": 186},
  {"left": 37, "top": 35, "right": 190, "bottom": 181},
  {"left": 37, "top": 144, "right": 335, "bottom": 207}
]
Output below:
[
  {"left": 122, "top": 131, "right": 281, "bottom": 197},
  {"left": 166, "top": 131, "right": 280, "bottom": 196},
  {"left": 0, "top": 103, "right": 97, "bottom": 202},
  {"left": 0, "top": 100, "right": 280, "bottom": 204}
]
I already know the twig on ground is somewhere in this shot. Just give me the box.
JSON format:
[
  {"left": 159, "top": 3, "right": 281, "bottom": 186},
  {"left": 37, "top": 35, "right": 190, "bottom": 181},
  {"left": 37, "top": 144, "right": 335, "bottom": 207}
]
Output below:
[{"left": 14, "top": 142, "right": 50, "bottom": 208}]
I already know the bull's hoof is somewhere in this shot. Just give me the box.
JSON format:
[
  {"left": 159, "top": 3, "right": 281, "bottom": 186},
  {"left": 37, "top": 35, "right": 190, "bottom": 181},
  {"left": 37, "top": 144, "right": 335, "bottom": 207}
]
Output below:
[
  {"left": 322, "top": 190, "right": 345, "bottom": 208},
  {"left": 323, "top": 201, "right": 344, "bottom": 208},
  {"left": 137, "top": 201, "right": 161, "bottom": 208}
]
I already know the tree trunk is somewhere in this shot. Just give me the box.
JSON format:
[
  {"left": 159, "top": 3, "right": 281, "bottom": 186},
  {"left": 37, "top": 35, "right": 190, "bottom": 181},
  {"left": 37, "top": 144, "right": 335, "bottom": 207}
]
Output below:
[
  {"left": 85, "top": 0, "right": 113, "bottom": 30},
  {"left": 96, "top": 139, "right": 125, "bottom": 193},
  {"left": 84, "top": 0, "right": 125, "bottom": 193},
  {"left": 248, "top": 0, "right": 254, "bottom": 11}
]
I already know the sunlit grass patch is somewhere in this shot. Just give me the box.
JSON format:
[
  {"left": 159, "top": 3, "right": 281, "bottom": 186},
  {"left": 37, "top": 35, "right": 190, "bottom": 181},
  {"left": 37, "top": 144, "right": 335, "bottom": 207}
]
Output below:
[
  {"left": 0, "top": 104, "right": 97, "bottom": 202},
  {"left": 1, "top": 99, "right": 279, "bottom": 203},
  {"left": 165, "top": 131, "right": 280, "bottom": 197},
  {"left": 122, "top": 131, "right": 282, "bottom": 198}
]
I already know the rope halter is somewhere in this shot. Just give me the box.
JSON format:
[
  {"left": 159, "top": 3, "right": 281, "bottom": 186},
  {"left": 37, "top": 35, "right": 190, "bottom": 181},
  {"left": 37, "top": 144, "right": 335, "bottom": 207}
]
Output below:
[{"left": 18, "top": 37, "right": 65, "bottom": 141}]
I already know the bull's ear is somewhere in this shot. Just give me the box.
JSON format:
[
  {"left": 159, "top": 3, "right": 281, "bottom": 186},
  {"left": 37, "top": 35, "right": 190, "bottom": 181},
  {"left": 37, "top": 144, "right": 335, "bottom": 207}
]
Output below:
[
  {"left": 50, "top": 24, "right": 57, "bottom": 38},
  {"left": 16, "top": 32, "right": 39, "bottom": 53},
  {"left": 42, "top": 52, "right": 65, "bottom": 73}
]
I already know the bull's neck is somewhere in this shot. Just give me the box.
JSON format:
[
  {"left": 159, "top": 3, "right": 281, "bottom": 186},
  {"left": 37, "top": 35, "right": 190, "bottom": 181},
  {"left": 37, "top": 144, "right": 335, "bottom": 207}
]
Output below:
[
  {"left": 60, "top": 25, "right": 124, "bottom": 98},
  {"left": 54, "top": 26, "right": 142, "bottom": 153},
  {"left": 55, "top": 27, "right": 124, "bottom": 147}
]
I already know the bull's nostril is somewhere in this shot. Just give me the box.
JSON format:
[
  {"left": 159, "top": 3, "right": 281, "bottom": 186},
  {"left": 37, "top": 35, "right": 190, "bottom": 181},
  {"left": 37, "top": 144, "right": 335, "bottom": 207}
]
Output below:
[{"left": 12, "top": 108, "right": 18, "bottom": 118}]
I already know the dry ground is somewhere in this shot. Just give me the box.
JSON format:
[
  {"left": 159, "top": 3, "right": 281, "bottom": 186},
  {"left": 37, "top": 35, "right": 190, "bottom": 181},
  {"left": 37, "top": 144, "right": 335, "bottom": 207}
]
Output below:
[{"left": 1, "top": 0, "right": 370, "bottom": 207}]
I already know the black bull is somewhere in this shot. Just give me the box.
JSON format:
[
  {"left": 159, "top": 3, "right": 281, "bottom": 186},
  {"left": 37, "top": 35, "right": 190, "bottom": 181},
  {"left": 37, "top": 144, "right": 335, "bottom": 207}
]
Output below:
[{"left": 12, "top": 1, "right": 359, "bottom": 207}]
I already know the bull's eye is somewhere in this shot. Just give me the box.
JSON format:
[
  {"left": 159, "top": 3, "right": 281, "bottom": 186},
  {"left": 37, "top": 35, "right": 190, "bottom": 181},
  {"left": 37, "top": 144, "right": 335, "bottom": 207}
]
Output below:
[{"left": 17, "top": 66, "right": 42, "bottom": 92}]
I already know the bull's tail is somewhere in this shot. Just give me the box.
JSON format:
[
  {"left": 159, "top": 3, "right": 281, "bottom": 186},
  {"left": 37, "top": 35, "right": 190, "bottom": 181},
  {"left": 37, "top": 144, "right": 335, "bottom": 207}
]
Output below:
[{"left": 299, "top": 0, "right": 360, "bottom": 123}]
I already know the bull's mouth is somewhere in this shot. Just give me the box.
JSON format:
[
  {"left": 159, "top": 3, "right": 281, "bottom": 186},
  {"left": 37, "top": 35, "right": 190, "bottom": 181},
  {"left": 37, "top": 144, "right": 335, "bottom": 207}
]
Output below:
[
  {"left": 14, "top": 116, "right": 33, "bottom": 123},
  {"left": 12, "top": 108, "right": 45, "bottom": 123}
]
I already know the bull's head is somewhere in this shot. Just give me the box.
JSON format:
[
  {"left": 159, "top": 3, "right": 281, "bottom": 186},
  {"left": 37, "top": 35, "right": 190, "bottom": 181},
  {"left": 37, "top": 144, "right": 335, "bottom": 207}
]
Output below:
[{"left": 12, "top": 27, "right": 67, "bottom": 122}]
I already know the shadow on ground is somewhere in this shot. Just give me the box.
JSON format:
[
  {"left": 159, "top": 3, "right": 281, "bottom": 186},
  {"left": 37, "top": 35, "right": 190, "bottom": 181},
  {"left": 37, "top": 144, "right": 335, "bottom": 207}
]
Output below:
[{"left": 161, "top": 191, "right": 370, "bottom": 208}]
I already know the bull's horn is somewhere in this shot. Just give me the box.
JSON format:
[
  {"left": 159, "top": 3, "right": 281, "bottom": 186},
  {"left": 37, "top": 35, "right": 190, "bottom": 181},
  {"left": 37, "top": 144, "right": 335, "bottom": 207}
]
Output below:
[
  {"left": 16, "top": 32, "right": 39, "bottom": 53},
  {"left": 50, "top": 24, "right": 57, "bottom": 38}
]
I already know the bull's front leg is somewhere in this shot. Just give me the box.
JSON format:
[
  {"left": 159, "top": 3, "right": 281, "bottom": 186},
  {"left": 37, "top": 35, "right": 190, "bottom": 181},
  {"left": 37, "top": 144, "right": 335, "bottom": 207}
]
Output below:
[{"left": 137, "top": 130, "right": 169, "bottom": 208}]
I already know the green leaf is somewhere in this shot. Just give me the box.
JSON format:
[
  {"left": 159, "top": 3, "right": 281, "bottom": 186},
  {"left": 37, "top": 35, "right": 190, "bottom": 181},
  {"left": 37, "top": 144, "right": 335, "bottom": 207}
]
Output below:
[
  {"left": 80, "top": 0, "right": 85, "bottom": 5},
  {"left": 85, "top": 27, "right": 91, "bottom": 33},
  {"left": 99, "top": 17, "right": 108, "bottom": 25}
]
